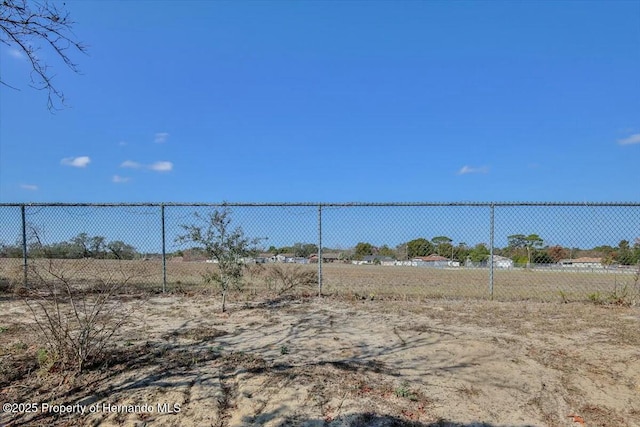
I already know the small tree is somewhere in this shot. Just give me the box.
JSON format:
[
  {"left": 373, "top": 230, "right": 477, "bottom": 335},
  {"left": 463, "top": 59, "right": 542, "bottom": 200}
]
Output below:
[{"left": 177, "top": 208, "right": 262, "bottom": 312}]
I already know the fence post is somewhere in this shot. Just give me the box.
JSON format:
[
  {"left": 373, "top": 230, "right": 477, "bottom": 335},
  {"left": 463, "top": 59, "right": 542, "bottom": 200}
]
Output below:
[
  {"left": 317, "top": 204, "right": 323, "bottom": 296},
  {"left": 161, "top": 204, "right": 167, "bottom": 293},
  {"left": 489, "top": 203, "right": 495, "bottom": 300},
  {"left": 21, "top": 205, "right": 28, "bottom": 288}
]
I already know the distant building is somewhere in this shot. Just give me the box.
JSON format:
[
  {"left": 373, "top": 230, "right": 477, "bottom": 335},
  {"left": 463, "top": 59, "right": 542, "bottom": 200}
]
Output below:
[
  {"left": 559, "top": 257, "right": 603, "bottom": 269},
  {"left": 308, "top": 253, "right": 341, "bottom": 263},
  {"left": 412, "top": 254, "right": 459, "bottom": 268},
  {"left": 274, "top": 253, "right": 294, "bottom": 263},
  {"left": 490, "top": 255, "right": 514, "bottom": 269},
  {"left": 353, "top": 255, "right": 395, "bottom": 265}
]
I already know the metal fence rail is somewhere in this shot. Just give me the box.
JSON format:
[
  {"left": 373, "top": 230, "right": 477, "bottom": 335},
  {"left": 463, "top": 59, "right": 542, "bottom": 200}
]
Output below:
[{"left": 1, "top": 202, "right": 638, "bottom": 303}]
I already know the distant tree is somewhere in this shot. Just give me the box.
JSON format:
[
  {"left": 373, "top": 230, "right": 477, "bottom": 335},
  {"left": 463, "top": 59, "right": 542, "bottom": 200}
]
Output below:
[
  {"left": 46, "top": 241, "right": 78, "bottom": 258},
  {"left": 90, "top": 236, "right": 107, "bottom": 259},
  {"left": 378, "top": 245, "right": 396, "bottom": 259},
  {"left": 616, "top": 240, "right": 634, "bottom": 265},
  {"left": 107, "top": 241, "right": 137, "bottom": 260},
  {"left": 432, "top": 236, "right": 453, "bottom": 258},
  {"left": 453, "top": 242, "right": 469, "bottom": 262},
  {"left": 354, "top": 242, "right": 374, "bottom": 260},
  {"left": 0, "top": 0, "right": 87, "bottom": 110},
  {"left": 468, "top": 243, "right": 490, "bottom": 263},
  {"left": 292, "top": 242, "right": 318, "bottom": 258},
  {"left": 592, "top": 245, "right": 616, "bottom": 256},
  {"left": 406, "top": 238, "right": 434, "bottom": 258},
  {"left": 533, "top": 251, "right": 554, "bottom": 264},
  {"left": 0, "top": 241, "right": 22, "bottom": 258},
  {"left": 176, "top": 208, "right": 263, "bottom": 312},
  {"left": 547, "top": 245, "right": 569, "bottom": 263},
  {"left": 70, "top": 233, "right": 93, "bottom": 258},
  {"left": 507, "top": 234, "right": 544, "bottom": 267}
]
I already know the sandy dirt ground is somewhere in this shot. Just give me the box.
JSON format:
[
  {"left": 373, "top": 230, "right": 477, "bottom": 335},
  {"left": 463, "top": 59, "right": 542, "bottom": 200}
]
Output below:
[{"left": 1, "top": 294, "right": 639, "bottom": 427}]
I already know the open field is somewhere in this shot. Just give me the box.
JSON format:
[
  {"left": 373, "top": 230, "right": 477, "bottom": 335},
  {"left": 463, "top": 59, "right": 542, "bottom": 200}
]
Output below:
[
  {"left": 1, "top": 292, "right": 639, "bottom": 427},
  {"left": 1, "top": 258, "right": 639, "bottom": 304}
]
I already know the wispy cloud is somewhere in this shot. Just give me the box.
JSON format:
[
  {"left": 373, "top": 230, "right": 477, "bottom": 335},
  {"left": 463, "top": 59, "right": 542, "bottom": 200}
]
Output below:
[
  {"left": 118, "top": 141, "right": 127, "bottom": 146},
  {"left": 149, "top": 161, "right": 173, "bottom": 172},
  {"left": 154, "top": 132, "right": 169, "bottom": 143},
  {"left": 61, "top": 156, "right": 91, "bottom": 168},
  {"left": 120, "top": 160, "right": 173, "bottom": 172},
  {"left": 120, "top": 160, "right": 142, "bottom": 169},
  {"left": 20, "top": 184, "right": 38, "bottom": 191},
  {"left": 618, "top": 133, "right": 640, "bottom": 146},
  {"left": 112, "top": 175, "right": 130, "bottom": 184},
  {"left": 457, "top": 165, "right": 489, "bottom": 175}
]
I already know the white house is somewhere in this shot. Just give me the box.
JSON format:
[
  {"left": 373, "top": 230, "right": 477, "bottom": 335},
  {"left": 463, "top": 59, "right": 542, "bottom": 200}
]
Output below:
[
  {"left": 491, "top": 255, "right": 514, "bottom": 269},
  {"left": 354, "top": 255, "right": 395, "bottom": 265}
]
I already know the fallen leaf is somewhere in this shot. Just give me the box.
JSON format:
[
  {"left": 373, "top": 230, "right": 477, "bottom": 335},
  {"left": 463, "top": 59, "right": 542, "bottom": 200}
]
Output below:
[{"left": 568, "top": 414, "right": 585, "bottom": 425}]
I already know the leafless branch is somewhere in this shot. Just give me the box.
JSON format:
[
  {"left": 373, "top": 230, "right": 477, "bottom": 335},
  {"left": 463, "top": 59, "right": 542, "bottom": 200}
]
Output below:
[{"left": 0, "top": 0, "right": 87, "bottom": 110}]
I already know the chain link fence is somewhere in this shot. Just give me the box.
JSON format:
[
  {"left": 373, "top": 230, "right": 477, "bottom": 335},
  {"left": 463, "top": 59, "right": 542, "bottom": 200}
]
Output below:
[{"left": 1, "top": 202, "right": 638, "bottom": 303}]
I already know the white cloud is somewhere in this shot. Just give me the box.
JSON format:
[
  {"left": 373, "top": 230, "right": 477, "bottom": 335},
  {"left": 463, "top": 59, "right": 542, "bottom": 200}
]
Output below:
[
  {"left": 120, "top": 159, "right": 173, "bottom": 172},
  {"left": 154, "top": 132, "right": 169, "bottom": 143},
  {"left": 457, "top": 165, "right": 489, "bottom": 175},
  {"left": 618, "top": 133, "right": 640, "bottom": 145},
  {"left": 149, "top": 161, "right": 173, "bottom": 172},
  {"left": 118, "top": 141, "right": 127, "bottom": 146},
  {"left": 20, "top": 184, "right": 38, "bottom": 191},
  {"left": 112, "top": 175, "right": 130, "bottom": 183},
  {"left": 61, "top": 156, "right": 91, "bottom": 168},
  {"left": 120, "top": 160, "right": 142, "bottom": 168}
]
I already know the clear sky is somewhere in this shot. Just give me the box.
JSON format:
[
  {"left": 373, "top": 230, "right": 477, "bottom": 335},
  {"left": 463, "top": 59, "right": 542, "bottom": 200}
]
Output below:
[{"left": 1, "top": 0, "right": 639, "bottom": 203}]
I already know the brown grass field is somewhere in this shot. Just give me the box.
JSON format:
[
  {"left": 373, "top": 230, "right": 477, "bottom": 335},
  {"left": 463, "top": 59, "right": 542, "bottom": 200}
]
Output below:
[{"left": 1, "top": 258, "right": 638, "bottom": 304}]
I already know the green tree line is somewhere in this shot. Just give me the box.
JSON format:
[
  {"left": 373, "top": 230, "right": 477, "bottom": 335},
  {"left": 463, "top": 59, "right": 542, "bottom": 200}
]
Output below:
[
  {"left": 0, "top": 232, "right": 138, "bottom": 260},
  {"left": 2, "top": 232, "right": 639, "bottom": 266},
  {"left": 325, "top": 236, "right": 640, "bottom": 265}
]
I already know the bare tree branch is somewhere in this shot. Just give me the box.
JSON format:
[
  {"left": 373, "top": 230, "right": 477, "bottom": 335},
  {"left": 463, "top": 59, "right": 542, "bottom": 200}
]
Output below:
[{"left": 0, "top": 0, "right": 87, "bottom": 110}]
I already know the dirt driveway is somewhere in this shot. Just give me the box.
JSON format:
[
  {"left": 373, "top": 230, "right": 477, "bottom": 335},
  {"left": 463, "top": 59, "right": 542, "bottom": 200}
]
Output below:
[{"left": 1, "top": 295, "right": 639, "bottom": 427}]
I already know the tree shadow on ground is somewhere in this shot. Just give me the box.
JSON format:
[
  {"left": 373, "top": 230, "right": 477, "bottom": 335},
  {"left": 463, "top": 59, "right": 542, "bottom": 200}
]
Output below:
[
  {"left": 0, "top": 338, "right": 222, "bottom": 426},
  {"left": 242, "top": 410, "right": 538, "bottom": 427},
  {"left": 0, "top": 297, "right": 540, "bottom": 427}
]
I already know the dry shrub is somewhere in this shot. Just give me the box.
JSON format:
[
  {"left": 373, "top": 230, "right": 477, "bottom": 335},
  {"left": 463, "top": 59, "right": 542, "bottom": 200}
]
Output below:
[
  {"left": 266, "top": 264, "right": 318, "bottom": 296},
  {"left": 22, "top": 259, "right": 144, "bottom": 372}
]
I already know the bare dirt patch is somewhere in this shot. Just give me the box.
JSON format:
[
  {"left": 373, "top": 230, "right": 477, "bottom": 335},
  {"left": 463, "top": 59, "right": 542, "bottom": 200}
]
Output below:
[{"left": 1, "top": 294, "right": 639, "bottom": 427}]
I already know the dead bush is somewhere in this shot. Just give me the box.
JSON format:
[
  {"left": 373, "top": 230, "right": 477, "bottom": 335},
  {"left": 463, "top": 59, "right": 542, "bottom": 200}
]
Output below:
[
  {"left": 266, "top": 264, "right": 318, "bottom": 296},
  {"left": 22, "top": 258, "right": 143, "bottom": 372}
]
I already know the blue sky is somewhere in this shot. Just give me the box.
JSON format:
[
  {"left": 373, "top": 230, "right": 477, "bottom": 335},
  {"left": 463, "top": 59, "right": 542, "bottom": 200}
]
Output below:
[{"left": 1, "top": 0, "right": 639, "bottom": 203}]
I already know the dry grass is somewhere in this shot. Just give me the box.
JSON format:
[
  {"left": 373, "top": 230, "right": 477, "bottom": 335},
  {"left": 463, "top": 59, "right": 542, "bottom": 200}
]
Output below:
[
  {"left": 1, "top": 258, "right": 638, "bottom": 304},
  {"left": 321, "top": 263, "right": 639, "bottom": 303}
]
